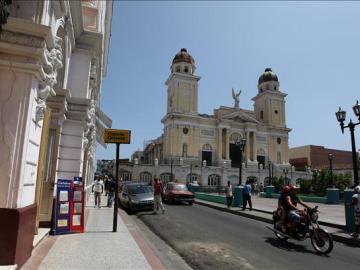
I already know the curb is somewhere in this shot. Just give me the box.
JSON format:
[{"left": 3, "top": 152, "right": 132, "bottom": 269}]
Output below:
[{"left": 195, "top": 200, "right": 360, "bottom": 247}]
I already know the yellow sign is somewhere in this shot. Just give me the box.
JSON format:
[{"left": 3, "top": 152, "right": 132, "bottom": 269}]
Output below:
[{"left": 104, "top": 129, "right": 131, "bottom": 144}]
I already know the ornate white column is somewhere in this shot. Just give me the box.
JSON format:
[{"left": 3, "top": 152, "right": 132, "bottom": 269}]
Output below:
[
  {"left": 246, "top": 131, "right": 250, "bottom": 162},
  {"left": 226, "top": 129, "right": 230, "bottom": 160},
  {"left": 218, "top": 127, "right": 222, "bottom": 163}
]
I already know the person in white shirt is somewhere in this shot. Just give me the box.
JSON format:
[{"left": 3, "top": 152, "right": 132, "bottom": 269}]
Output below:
[
  {"left": 225, "top": 181, "right": 233, "bottom": 208},
  {"left": 351, "top": 185, "right": 360, "bottom": 238},
  {"left": 92, "top": 177, "right": 104, "bottom": 208}
]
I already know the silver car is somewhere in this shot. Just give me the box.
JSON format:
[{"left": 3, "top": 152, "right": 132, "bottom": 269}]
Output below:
[{"left": 119, "top": 182, "right": 154, "bottom": 213}]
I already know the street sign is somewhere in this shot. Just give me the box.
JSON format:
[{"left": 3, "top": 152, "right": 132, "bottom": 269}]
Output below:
[{"left": 104, "top": 129, "right": 131, "bottom": 144}]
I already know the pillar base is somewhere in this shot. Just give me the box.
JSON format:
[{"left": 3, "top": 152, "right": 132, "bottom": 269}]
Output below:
[
  {"left": 326, "top": 188, "right": 339, "bottom": 204},
  {"left": 344, "top": 189, "right": 356, "bottom": 232},
  {"left": 0, "top": 204, "right": 37, "bottom": 268},
  {"left": 233, "top": 186, "right": 244, "bottom": 207},
  {"left": 266, "top": 185, "right": 275, "bottom": 198}
]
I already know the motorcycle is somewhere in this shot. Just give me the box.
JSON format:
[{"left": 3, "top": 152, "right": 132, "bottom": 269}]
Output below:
[{"left": 266, "top": 206, "right": 334, "bottom": 254}]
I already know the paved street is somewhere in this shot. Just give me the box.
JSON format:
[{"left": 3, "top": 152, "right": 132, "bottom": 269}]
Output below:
[{"left": 136, "top": 204, "right": 359, "bottom": 270}]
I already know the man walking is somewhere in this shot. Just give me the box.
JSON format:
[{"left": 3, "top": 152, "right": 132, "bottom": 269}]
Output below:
[
  {"left": 92, "top": 176, "right": 104, "bottom": 208},
  {"left": 225, "top": 181, "right": 233, "bottom": 208},
  {"left": 242, "top": 180, "right": 252, "bottom": 211},
  {"left": 153, "top": 178, "right": 165, "bottom": 214}
]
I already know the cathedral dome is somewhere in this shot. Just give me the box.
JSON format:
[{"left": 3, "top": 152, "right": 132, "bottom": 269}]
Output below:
[
  {"left": 172, "top": 48, "right": 195, "bottom": 66},
  {"left": 258, "top": 68, "right": 278, "bottom": 85}
]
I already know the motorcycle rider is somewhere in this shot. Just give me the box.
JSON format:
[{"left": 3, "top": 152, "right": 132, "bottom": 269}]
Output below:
[
  {"left": 277, "top": 185, "right": 291, "bottom": 232},
  {"left": 280, "top": 185, "right": 311, "bottom": 231}
]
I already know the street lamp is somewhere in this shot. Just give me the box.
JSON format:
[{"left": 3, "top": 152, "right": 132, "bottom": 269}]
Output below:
[
  {"left": 268, "top": 161, "right": 272, "bottom": 186},
  {"left": 170, "top": 158, "right": 173, "bottom": 182},
  {"left": 335, "top": 101, "right": 360, "bottom": 186},
  {"left": 328, "top": 154, "right": 334, "bottom": 188},
  {"left": 235, "top": 138, "right": 246, "bottom": 185}
]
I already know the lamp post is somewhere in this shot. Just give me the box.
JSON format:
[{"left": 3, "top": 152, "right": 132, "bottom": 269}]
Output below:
[
  {"left": 189, "top": 164, "right": 193, "bottom": 184},
  {"left": 335, "top": 100, "right": 360, "bottom": 186},
  {"left": 170, "top": 158, "right": 173, "bottom": 182},
  {"left": 235, "top": 138, "right": 247, "bottom": 185},
  {"left": 328, "top": 154, "right": 334, "bottom": 188},
  {"left": 268, "top": 161, "right": 272, "bottom": 186}
]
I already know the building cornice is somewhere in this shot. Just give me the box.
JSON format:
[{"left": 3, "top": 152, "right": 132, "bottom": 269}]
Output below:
[
  {"left": 165, "top": 72, "right": 201, "bottom": 85},
  {"left": 251, "top": 90, "right": 287, "bottom": 102},
  {"left": 102, "top": 0, "right": 113, "bottom": 77}
]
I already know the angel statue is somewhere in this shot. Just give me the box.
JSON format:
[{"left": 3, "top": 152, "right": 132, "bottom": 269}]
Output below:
[{"left": 232, "top": 88, "right": 241, "bottom": 108}]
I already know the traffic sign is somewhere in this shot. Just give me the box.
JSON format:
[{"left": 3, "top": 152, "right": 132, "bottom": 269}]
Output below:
[{"left": 104, "top": 129, "right": 131, "bottom": 144}]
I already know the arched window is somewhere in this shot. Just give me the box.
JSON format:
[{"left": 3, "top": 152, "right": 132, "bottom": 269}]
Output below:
[
  {"left": 187, "top": 173, "right": 199, "bottom": 183},
  {"left": 182, "top": 143, "right": 188, "bottom": 157},
  {"left": 260, "top": 111, "right": 264, "bottom": 120},
  {"left": 208, "top": 174, "right": 221, "bottom": 186},
  {"left": 202, "top": 143, "right": 213, "bottom": 151},
  {"left": 277, "top": 152, "right": 282, "bottom": 164},
  {"left": 119, "top": 170, "right": 132, "bottom": 181},
  {"left": 160, "top": 173, "right": 172, "bottom": 184},
  {"left": 257, "top": 148, "right": 265, "bottom": 156},
  {"left": 230, "top": 133, "right": 242, "bottom": 143},
  {"left": 140, "top": 172, "right": 152, "bottom": 184},
  {"left": 184, "top": 66, "right": 189, "bottom": 73},
  {"left": 176, "top": 66, "right": 180, "bottom": 72}
]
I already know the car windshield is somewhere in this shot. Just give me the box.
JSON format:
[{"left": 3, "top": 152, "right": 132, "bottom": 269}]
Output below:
[
  {"left": 169, "top": 184, "right": 188, "bottom": 191},
  {"left": 127, "top": 185, "right": 152, "bottom": 194}
]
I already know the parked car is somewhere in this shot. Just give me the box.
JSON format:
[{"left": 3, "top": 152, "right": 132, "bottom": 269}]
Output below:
[
  {"left": 119, "top": 182, "right": 154, "bottom": 213},
  {"left": 163, "top": 182, "right": 195, "bottom": 205}
]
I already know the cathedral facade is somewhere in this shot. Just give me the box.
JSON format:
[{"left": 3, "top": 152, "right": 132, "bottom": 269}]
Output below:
[{"left": 119, "top": 49, "right": 309, "bottom": 186}]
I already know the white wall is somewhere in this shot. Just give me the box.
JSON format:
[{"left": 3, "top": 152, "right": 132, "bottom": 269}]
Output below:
[
  {"left": 67, "top": 49, "right": 92, "bottom": 99},
  {"left": 56, "top": 120, "right": 85, "bottom": 181}
]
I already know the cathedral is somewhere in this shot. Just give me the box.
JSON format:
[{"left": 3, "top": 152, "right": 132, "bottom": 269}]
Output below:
[{"left": 120, "top": 48, "right": 308, "bottom": 185}]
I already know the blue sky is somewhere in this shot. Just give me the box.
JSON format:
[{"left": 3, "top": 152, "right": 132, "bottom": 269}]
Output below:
[{"left": 96, "top": 1, "right": 360, "bottom": 160}]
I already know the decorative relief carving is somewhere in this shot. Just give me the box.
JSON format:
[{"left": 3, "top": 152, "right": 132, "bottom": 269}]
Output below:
[
  {"left": 83, "top": 99, "right": 97, "bottom": 159},
  {"left": 0, "top": 30, "right": 45, "bottom": 48},
  {"left": 36, "top": 19, "right": 64, "bottom": 122}
]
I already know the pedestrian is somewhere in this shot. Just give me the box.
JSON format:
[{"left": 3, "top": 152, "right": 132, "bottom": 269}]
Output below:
[
  {"left": 92, "top": 176, "right": 104, "bottom": 208},
  {"left": 153, "top": 178, "right": 165, "bottom": 214},
  {"left": 104, "top": 175, "right": 109, "bottom": 196},
  {"left": 242, "top": 180, "right": 252, "bottom": 211},
  {"left": 107, "top": 178, "right": 115, "bottom": 207},
  {"left": 259, "top": 182, "right": 264, "bottom": 193},
  {"left": 350, "top": 185, "right": 360, "bottom": 238},
  {"left": 225, "top": 181, "right": 233, "bottom": 208}
]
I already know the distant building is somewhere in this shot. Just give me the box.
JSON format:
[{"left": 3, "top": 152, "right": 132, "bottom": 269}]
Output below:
[
  {"left": 96, "top": 160, "right": 114, "bottom": 176},
  {"left": 289, "top": 145, "right": 359, "bottom": 177},
  {"left": 117, "top": 48, "right": 310, "bottom": 185}
]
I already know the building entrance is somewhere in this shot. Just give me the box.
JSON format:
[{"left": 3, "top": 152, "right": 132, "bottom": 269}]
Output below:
[{"left": 230, "top": 143, "right": 241, "bottom": 168}]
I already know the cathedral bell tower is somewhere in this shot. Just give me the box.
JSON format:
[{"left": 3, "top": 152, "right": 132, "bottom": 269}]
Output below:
[
  {"left": 252, "top": 68, "right": 287, "bottom": 127},
  {"left": 165, "top": 48, "right": 201, "bottom": 115}
]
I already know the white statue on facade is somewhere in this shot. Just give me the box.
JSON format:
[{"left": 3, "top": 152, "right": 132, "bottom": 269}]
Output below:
[{"left": 232, "top": 88, "right": 241, "bottom": 108}]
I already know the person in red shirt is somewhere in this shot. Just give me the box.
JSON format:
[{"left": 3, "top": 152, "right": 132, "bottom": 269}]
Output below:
[{"left": 153, "top": 178, "right": 165, "bottom": 214}]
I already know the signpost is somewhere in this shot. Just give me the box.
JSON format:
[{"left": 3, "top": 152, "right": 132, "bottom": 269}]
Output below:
[{"left": 104, "top": 129, "right": 131, "bottom": 232}]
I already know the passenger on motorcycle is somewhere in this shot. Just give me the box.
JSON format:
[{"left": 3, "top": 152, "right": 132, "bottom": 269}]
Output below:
[{"left": 279, "top": 185, "right": 311, "bottom": 231}]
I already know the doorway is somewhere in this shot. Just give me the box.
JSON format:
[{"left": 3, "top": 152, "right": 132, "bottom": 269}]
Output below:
[{"left": 230, "top": 143, "right": 241, "bottom": 168}]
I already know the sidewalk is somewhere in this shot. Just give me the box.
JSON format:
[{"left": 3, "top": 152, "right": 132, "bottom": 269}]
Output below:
[
  {"left": 22, "top": 195, "right": 165, "bottom": 270},
  {"left": 195, "top": 195, "right": 360, "bottom": 247}
]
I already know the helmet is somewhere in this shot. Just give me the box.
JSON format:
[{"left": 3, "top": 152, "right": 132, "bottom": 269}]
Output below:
[
  {"left": 355, "top": 186, "right": 360, "bottom": 193},
  {"left": 282, "top": 186, "right": 291, "bottom": 194}
]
